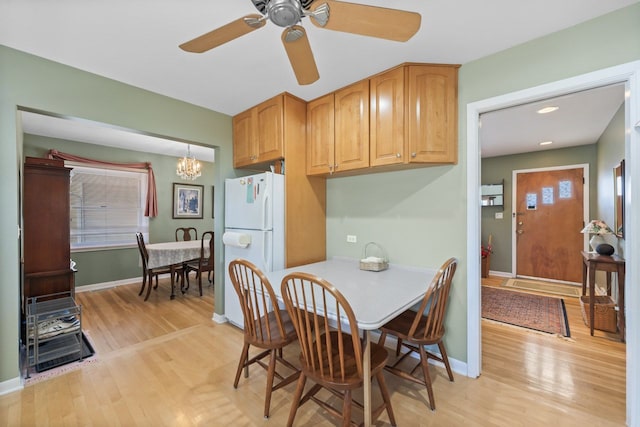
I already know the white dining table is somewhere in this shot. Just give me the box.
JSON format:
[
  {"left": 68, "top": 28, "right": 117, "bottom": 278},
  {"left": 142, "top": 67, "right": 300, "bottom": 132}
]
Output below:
[
  {"left": 264, "top": 257, "right": 436, "bottom": 427},
  {"left": 145, "top": 240, "right": 210, "bottom": 298}
]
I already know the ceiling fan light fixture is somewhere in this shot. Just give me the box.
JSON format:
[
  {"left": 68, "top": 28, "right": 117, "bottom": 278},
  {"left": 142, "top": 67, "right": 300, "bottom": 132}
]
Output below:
[
  {"left": 309, "top": 3, "right": 330, "bottom": 27},
  {"left": 267, "top": 0, "right": 303, "bottom": 27}
]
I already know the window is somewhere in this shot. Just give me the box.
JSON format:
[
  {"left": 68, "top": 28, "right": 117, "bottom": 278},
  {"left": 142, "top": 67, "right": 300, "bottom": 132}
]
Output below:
[{"left": 69, "top": 164, "right": 149, "bottom": 250}]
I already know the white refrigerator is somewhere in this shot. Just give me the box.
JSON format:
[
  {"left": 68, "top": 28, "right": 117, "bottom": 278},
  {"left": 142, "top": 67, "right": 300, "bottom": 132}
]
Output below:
[{"left": 223, "top": 172, "right": 285, "bottom": 328}]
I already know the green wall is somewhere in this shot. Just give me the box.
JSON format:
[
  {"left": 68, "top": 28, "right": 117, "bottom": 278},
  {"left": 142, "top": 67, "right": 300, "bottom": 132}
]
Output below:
[
  {"left": 481, "top": 144, "right": 598, "bottom": 273},
  {"left": 0, "top": 44, "right": 235, "bottom": 384},
  {"left": 23, "top": 134, "right": 216, "bottom": 286},
  {"left": 596, "top": 104, "right": 626, "bottom": 255},
  {"left": 327, "top": 3, "right": 640, "bottom": 364}
]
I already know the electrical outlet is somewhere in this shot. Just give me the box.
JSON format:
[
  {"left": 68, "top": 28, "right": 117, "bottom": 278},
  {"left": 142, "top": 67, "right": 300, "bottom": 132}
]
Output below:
[{"left": 347, "top": 235, "right": 357, "bottom": 243}]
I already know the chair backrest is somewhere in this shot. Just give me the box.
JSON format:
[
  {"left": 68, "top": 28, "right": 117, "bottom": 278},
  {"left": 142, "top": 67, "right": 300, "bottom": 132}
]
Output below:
[
  {"left": 201, "top": 231, "right": 214, "bottom": 269},
  {"left": 135, "top": 232, "right": 149, "bottom": 270},
  {"left": 281, "top": 272, "right": 363, "bottom": 381},
  {"left": 407, "top": 257, "right": 458, "bottom": 342},
  {"left": 175, "top": 227, "right": 197, "bottom": 241},
  {"left": 228, "top": 259, "right": 288, "bottom": 345}
]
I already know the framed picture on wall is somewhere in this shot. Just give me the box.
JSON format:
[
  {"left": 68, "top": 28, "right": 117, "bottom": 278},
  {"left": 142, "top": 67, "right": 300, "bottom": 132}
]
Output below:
[{"left": 173, "top": 183, "right": 204, "bottom": 219}]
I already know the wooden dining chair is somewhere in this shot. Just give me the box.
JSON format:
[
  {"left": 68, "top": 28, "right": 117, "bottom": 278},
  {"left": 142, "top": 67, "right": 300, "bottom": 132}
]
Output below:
[
  {"left": 175, "top": 227, "right": 197, "bottom": 241},
  {"left": 135, "top": 232, "right": 183, "bottom": 301},
  {"left": 377, "top": 257, "right": 458, "bottom": 411},
  {"left": 228, "top": 259, "right": 300, "bottom": 419},
  {"left": 281, "top": 272, "right": 396, "bottom": 427},
  {"left": 184, "top": 231, "right": 214, "bottom": 296}
]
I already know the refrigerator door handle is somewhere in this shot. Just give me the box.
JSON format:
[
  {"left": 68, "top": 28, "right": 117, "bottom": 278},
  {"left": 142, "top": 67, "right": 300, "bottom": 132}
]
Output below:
[
  {"left": 263, "top": 231, "right": 272, "bottom": 270},
  {"left": 262, "top": 190, "right": 271, "bottom": 230}
]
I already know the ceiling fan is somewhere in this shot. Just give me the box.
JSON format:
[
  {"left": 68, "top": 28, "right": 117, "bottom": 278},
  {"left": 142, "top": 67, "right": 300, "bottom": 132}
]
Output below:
[{"left": 179, "top": 0, "right": 421, "bottom": 85}]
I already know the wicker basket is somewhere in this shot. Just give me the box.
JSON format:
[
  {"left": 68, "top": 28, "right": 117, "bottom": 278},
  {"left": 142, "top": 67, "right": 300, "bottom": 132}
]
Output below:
[
  {"left": 359, "top": 242, "right": 389, "bottom": 272},
  {"left": 579, "top": 295, "right": 617, "bottom": 333}
]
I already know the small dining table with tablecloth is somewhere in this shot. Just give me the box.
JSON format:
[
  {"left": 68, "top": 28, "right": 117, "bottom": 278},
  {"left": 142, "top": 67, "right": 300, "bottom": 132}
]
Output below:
[{"left": 145, "top": 240, "right": 210, "bottom": 298}]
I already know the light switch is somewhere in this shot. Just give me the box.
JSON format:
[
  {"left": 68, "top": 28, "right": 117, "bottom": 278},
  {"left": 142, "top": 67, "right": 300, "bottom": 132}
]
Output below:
[{"left": 495, "top": 212, "right": 504, "bottom": 219}]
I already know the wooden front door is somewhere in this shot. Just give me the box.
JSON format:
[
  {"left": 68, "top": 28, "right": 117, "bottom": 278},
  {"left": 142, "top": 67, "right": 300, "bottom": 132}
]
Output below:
[{"left": 515, "top": 167, "right": 584, "bottom": 283}]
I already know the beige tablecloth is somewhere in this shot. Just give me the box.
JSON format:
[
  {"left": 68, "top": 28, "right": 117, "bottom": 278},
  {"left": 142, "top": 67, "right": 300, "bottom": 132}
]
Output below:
[{"left": 146, "top": 240, "right": 210, "bottom": 269}]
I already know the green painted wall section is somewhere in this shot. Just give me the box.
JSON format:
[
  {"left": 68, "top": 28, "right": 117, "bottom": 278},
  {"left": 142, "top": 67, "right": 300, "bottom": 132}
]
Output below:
[
  {"left": 23, "top": 134, "right": 216, "bottom": 286},
  {"left": 480, "top": 145, "right": 598, "bottom": 273},
  {"left": 0, "top": 44, "right": 235, "bottom": 383}
]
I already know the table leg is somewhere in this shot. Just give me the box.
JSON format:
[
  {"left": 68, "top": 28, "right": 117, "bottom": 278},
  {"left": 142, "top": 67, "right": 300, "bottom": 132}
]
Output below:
[
  {"left": 363, "top": 330, "right": 372, "bottom": 427},
  {"left": 618, "top": 266, "right": 625, "bottom": 342},
  {"left": 606, "top": 272, "right": 612, "bottom": 296},
  {"left": 581, "top": 259, "right": 587, "bottom": 296},
  {"left": 169, "top": 266, "right": 176, "bottom": 300},
  {"left": 589, "top": 263, "right": 596, "bottom": 336}
]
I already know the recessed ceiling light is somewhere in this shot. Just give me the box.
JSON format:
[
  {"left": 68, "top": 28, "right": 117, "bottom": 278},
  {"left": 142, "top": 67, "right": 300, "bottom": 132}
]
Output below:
[
  {"left": 537, "top": 106, "right": 559, "bottom": 114},
  {"left": 540, "top": 141, "right": 553, "bottom": 146}
]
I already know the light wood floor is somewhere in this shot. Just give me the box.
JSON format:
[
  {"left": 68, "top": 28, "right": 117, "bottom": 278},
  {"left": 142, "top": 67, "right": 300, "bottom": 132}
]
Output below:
[{"left": 0, "top": 276, "right": 626, "bottom": 426}]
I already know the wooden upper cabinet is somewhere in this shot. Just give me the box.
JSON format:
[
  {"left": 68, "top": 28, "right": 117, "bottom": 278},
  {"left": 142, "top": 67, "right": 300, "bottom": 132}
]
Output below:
[
  {"left": 334, "top": 80, "right": 370, "bottom": 173},
  {"left": 233, "top": 95, "right": 284, "bottom": 168},
  {"left": 370, "top": 66, "right": 405, "bottom": 167},
  {"left": 407, "top": 65, "right": 458, "bottom": 164},
  {"left": 306, "top": 93, "right": 335, "bottom": 176}
]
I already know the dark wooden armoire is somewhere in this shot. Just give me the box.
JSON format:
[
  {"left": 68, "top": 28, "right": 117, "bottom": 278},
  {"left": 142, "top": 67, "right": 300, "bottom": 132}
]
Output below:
[{"left": 22, "top": 157, "right": 73, "bottom": 315}]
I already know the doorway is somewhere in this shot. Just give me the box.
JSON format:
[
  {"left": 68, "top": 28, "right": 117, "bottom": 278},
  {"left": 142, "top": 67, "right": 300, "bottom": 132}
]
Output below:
[
  {"left": 513, "top": 166, "right": 586, "bottom": 283},
  {"left": 466, "top": 61, "right": 639, "bottom": 423}
]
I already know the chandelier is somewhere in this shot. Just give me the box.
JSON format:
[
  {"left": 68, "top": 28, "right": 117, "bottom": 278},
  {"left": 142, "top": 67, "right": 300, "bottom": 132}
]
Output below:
[{"left": 176, "top": 144, "right": 202, "bottom": 181}]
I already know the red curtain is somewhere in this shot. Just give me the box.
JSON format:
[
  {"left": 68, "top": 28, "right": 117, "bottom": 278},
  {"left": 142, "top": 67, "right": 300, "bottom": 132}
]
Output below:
[{"left": 47, "top": 149, "right": 158, "bottom": 217}]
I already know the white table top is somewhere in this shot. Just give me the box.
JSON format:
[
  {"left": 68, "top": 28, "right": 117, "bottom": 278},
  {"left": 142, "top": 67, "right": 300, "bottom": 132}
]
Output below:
[
  {"left": 265, "top": 257, "right": 436, "bottom": 330},
  {"left": 146, "top": 240, "right": 209, "bottom": 269}
]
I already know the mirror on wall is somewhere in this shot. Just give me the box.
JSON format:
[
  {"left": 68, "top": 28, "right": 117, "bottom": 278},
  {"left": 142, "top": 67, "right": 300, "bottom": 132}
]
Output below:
[
  {"left": 481, "top": 181, "right": 504, "bottom": 207},
  {"left": 614, "top": 159, "right": 625, "bottom": 238}
]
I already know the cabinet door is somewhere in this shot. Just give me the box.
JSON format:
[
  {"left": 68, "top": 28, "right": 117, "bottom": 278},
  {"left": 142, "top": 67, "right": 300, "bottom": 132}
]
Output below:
[
  {"left": 334, "top": 79, "right": 370, "bottom": 172},
  {"left": 407, "top": 65, "right": 458, "bottom": 164},
  {"left": 306, "top": 93, "right": 335, "bottom": 175},
  {"left": 232, "top": 109, "right": 256, "bottom": 168},
  {"left": 256, "top": 95, "right": 284, "bottom": 163},
  {"left": 370, "top": 67, "right": 405, "bottom": 167}
]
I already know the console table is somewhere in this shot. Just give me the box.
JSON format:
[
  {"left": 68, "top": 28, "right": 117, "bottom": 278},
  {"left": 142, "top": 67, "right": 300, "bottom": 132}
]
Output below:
[{"left": 581, "top": 251, "right": 626, "bottom": 341}]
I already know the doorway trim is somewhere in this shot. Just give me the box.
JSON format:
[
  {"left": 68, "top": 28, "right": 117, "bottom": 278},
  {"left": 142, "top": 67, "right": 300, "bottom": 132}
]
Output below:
[
  {"left": 466, "top": 60, "right": 639, "bottom": 425},
  {"left": 511, "top": 164, "right": 589, "bottom": 280}
]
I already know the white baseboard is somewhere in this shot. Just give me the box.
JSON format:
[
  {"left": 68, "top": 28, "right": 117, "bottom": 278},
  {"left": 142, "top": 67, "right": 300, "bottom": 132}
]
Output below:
[
  {"left": 74, "top": 274, "right": 172, "bottom": 293},
  {"left": 0, "top": 376, "right": 22, "bottom": 396},
  {"left": 369, "top": 330, "right": 467, "bottom": 377},
  {"left": 488, "top": 270, "right": 512, "bottom": 278},
  {"left": 212, "top": 313, "right": 227, "bottom": 324}
]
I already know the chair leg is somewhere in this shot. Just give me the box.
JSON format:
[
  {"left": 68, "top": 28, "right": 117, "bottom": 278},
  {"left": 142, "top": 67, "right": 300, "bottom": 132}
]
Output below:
[
  {"left": 395, "top": 338, "right": 403, "bottom": 357},
  {"left": 138, "top": 272, "right": 147, "bottom": 296},
  {"left": 342, "top": 389, "right": 352, "bottom": 427},
  {"left": 419, "top": 346, "right": 436, "bottom": 410},
  {"left": 144, "top": 273, "right": 154, "bottom": 301},
  {"left": 437, "top": 341, "right": 455, "bottom": 382},
  {"left": 263, "top": 349, "right": 277, "bottom": 418},
  {"left": 198, "top": 271, "right": 203, "bottom": 296},
  {"left": 287, "top": 373, "right": 307, "bottom": 427},
  {"left": 376, "top": 370, "right": 397, "bottom": 426},
  {"left": 377, "top": 331, "right": 387, "bottom": 347},
  {"left": 234, "top": 343, "right": 251, "bottom": 388}
]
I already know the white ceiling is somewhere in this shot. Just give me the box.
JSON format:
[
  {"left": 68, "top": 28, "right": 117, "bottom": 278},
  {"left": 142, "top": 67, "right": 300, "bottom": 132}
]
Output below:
[
  {"left": 480, "top": 84, "right": 625, "bottom": 158},
  {"left": 2, "top": 0, "right": 636, "bottom": 157}
]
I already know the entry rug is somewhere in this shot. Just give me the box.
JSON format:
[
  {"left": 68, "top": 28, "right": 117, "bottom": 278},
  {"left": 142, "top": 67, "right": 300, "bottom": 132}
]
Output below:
[
  {"left": 503, "top": 278, "right": 581, "bottom": 298},
  {"left": 25, "top": 332, "right": 98, "bottom": 386},
  {"left": 482, "top": 286, "right": 570, "bottom": 337}
]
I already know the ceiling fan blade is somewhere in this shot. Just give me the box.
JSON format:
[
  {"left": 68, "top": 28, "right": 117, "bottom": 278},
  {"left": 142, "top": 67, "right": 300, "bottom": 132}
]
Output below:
[
  {"left": 310, "top": 1, "right": 421, "bottom": 42},
  {"left": 281, "top": 26, "right": 319, "bottom": 85},
  {"left": 179, "top": 14, "right": 266, "bottom": 53}
]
